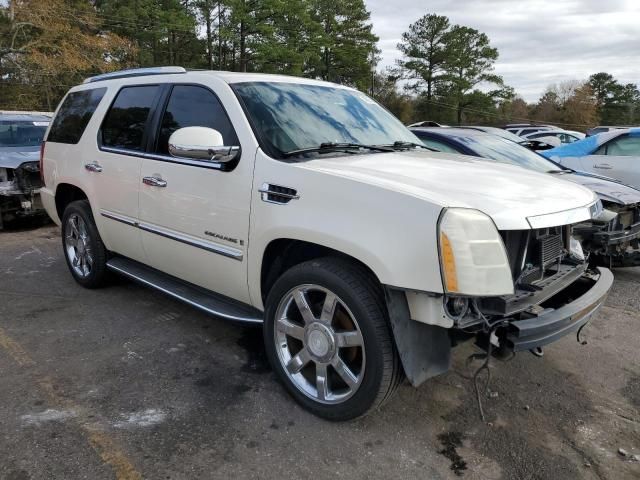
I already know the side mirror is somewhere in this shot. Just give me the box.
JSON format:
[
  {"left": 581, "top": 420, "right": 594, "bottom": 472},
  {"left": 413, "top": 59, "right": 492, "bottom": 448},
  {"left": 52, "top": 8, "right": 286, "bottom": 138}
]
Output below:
[{"left": 168, "top": 126, "right": 240, "bottom": 163}]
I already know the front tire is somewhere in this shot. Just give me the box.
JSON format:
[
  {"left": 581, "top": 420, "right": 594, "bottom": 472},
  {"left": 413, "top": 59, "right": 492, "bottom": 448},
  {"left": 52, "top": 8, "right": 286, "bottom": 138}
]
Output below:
[
  {"left": 61, "top": 200, "right": 109, "bottom": 288},
  {"left": 264, "top": 257, "right": 402, "bottom": 420}
]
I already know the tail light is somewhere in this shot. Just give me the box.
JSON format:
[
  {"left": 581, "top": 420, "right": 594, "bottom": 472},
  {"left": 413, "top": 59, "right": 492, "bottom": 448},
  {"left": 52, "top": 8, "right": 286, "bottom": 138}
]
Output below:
[{"left": 39, "top": 141, "right": 46, "bottom": 187}]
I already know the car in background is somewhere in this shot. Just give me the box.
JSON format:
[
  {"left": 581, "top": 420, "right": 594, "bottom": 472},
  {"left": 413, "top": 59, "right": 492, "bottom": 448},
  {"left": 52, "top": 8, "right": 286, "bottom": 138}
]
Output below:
[
  {"left": 407, "top": 121, "right": 448, "bottom": 128},
  {"left": 523, "top": 129, "right": 585, "bottom": 145},
  {"left": 586, "top": 126, "right": 628, "bottom": 137},
  {"left": 460, "top": 125, "right": 559, "bottom": 151},
  {"left": 504, "top": 124, "right": 557, "bottom": 137},
  {"left": 0, "top": 111, "right": 51, "bottom": 229},
  {"left": 410, "top": 127, "right": 640, "bottom": 266},
  {"left": 542, "top": 128, "right": 640, "bottom": 191},
  {"left": 458, "top": 125, "right": 524, "bottom": 143}
]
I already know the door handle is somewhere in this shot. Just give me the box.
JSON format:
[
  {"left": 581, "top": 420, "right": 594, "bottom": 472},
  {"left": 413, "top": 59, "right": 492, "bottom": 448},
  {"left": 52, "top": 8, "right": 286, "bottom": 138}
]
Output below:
[
  {"left": 85, "top": 163, "right": 103, "bottom": 173},
  {"left": 594, "top": 163, "right": 612, "bottom": 170},
  {"left": 142, "top": 176, "right": 167, "bottom": 187}
]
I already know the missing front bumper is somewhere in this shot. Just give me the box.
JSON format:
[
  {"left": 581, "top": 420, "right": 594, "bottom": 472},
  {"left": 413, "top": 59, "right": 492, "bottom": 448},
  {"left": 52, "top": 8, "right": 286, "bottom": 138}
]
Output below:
[{"left": 504, "top": 267, "right": 613, "bottom": 352}]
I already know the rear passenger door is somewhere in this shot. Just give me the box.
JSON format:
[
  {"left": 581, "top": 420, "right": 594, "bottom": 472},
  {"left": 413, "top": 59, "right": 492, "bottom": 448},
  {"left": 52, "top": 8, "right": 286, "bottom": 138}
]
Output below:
[
  {"left": 137, "top": 84, "right": 253, "bottom": 304},
  {"left": 94, "top": 84, "right": 162, "bottom": 262},
  {"left": 587, "top": 134, "right": 640, "bottom": 189}
]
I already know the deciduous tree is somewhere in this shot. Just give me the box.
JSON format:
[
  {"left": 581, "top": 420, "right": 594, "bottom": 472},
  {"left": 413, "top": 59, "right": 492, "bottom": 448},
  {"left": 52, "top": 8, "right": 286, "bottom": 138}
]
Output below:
[{"left": 1, "top": 0, "right": 136, "bottom": 110}]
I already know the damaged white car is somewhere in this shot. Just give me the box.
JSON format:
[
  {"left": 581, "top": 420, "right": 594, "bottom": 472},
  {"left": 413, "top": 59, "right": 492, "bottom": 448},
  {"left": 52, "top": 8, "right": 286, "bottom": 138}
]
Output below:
[
  {"left": 41, "top": 68, "right": 614, "bottom": 419},
  {"left": 0, "top": 112, "right": 50, "bottom": 229}
]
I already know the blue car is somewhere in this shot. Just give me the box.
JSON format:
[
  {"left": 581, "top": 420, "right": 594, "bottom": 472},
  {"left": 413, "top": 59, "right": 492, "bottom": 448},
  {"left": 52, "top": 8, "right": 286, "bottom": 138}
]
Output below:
[
  {"left": 410, "top": 127, "right": 640, "bottom": 267},
  {"left": 0, "top": 112, "right": 51, "bottom": 228},
  {"left": 541, "top": 128, "right": 640, "bottom": 190}
]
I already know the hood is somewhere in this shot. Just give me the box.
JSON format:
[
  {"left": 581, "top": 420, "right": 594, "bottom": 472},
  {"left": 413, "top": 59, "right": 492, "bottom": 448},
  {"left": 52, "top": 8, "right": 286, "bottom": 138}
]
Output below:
[
  {"left": 0, "top": 146, "right": 40, "bottom": 169},
  {"left": 562, "top": 170, "right": 640, "bottom": 206},
  {"left": 299, "top": 150, "right": 598, "bottom": 230}
]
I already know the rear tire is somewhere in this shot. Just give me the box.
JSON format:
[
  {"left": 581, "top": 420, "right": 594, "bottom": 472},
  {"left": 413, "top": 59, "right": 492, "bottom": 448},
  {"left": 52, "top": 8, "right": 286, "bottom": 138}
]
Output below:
[
  {"left": 263, "top": 257, "right": 402, "bottom": 420},
  {"left": 61, "top": 200, "right": 109, "bottom": 288}
]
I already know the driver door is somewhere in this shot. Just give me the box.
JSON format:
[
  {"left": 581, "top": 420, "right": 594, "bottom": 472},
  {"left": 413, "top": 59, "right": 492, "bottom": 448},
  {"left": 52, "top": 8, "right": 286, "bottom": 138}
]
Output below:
[{"left": 137, "top": 84, "right": 253, "bottom": 304}]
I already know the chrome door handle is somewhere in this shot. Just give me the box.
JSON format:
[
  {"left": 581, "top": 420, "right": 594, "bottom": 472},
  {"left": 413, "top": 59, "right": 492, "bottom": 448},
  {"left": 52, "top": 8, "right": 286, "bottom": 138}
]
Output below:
[
  {"left": 594, "top": 163, "right": 612, "bottom": 170},
  {"left": 142, "top": 176, "right": 167, "bottom": 187},
  {"left": 85, "top": 163, "right": 103, "bottom": 173}
]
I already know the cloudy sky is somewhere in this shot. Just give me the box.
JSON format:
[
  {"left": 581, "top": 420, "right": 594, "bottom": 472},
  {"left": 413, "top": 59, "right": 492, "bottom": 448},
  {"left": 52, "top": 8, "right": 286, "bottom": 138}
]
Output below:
[{"left": 366, "top": 0, "right": 640, "bottom": 102}]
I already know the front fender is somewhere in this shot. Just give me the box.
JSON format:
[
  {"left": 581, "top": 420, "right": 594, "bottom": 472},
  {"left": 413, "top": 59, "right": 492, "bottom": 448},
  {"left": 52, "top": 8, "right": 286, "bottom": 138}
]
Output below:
[{"left": 247, "top": 152, "right": 445, "bottom": 309}]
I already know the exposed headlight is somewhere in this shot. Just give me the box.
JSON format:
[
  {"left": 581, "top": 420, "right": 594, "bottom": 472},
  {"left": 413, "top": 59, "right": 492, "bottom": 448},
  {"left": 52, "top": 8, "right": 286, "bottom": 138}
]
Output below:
[{"left": 438, "top": 208, "right": 514, "bottom": 296}]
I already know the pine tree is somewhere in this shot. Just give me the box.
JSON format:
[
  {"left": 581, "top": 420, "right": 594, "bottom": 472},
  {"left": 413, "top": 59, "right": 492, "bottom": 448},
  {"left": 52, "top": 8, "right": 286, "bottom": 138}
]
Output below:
[{"left": 309, "top": 0, "right": 378, "bottom": 89}]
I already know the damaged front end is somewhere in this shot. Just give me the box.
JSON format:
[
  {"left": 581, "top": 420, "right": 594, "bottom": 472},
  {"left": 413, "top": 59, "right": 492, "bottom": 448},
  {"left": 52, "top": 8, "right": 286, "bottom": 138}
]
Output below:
[
  {"left": 576, "top": 202, "right": 640, "bottom": 267},
  {"left": 385, "top": 210, "right": 614, "bottom": 389},
  {"left": 0, "top": 161, "right": 45, "bottom": 229},
  {"left": 462, "top": 226, "right": 613, "bottom": 354}
]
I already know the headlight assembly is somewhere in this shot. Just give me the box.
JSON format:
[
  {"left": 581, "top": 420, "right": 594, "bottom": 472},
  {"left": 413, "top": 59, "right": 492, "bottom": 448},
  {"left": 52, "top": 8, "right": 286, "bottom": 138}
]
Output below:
[{"left": 438, "top": 208, "right": 514, "bottom": 296}]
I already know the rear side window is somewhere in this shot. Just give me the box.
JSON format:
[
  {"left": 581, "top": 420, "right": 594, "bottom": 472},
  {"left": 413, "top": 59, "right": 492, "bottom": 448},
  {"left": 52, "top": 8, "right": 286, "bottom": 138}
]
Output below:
[
  {"left": 47, "top": 88, "right": 106, "bottom": 144},
  {"left": 596, "top": 135, "right": 640, "bottom": 156},
  {"left": 101, "top": 86, "right": 159, "bottom": 151},
  {"left": 413, "top": 134, "right": 461, "bottom": 153},
  {"left": 519, "top": 128, "right": 537, "bottom": 136},
  {"left": 155, "top": 85, "right": 238, "bottom": 155}
]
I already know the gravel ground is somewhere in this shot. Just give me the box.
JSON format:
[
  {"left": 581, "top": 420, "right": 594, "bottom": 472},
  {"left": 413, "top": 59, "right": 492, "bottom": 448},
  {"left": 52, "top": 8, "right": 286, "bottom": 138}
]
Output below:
[{"left": 0, "top": 224, "right": 639, "bottom": 480}]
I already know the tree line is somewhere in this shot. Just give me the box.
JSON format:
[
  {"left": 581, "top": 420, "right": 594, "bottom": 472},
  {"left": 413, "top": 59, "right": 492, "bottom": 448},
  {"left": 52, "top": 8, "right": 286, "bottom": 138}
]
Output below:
[
  {"left": 376, "top": 13, "right": 640, "bottom": 129},
  {"left": 1, "top": 3, "right": 638, "bottom": 131},
  {"left": 1, "top": 0, "right": 377, "bottom": 110}
]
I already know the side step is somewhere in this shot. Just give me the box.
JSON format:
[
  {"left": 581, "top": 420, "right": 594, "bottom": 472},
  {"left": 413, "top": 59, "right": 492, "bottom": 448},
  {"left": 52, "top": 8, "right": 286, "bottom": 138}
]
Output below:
[{"left": 106, "top": 256, "right": 263, "bottom": 324}]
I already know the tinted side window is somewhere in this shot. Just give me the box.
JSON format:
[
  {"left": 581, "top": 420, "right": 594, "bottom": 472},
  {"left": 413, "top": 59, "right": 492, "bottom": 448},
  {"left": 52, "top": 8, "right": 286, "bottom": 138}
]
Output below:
[
  {"left": 156, "top": 85, "right": 238, "bottom": 155},
  {"left": 604, "top": 135, "right": 640, "bottom": 156},
  {"left": 101, "top": 86, "right": 159, "bottom": 151},
  {"left": 414, "top": 136, "right": 461, "bottom": 153},
  {"left": 48, "top": 88, "right": 106, "bottom": 144}
]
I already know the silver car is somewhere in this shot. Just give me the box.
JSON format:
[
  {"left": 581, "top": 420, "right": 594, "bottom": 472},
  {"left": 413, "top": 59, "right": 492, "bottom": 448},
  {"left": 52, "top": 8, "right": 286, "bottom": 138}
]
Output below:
[{"left": 0, "top": 112, "right": 51, "bottom": 229}]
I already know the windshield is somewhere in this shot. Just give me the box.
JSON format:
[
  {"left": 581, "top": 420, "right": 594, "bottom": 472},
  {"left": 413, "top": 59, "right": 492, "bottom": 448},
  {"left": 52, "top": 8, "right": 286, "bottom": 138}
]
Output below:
[
  {"left": 454, "top": 134, "right": 564, "bottom": 172},
  {"left": 232, "top": 82, "right": 420, "bottom": 158},
  {"left": 0, "top": 120, "right": 48, "bottom": 147},
  {"left": 482, "top": 127, "right": 524, "bottom": 143}
]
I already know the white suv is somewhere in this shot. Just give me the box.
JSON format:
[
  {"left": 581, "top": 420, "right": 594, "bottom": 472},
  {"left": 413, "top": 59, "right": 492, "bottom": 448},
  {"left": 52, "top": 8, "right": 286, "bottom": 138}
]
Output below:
[{"left": 40, "top": 67, "right": 613, "bottom": 420}]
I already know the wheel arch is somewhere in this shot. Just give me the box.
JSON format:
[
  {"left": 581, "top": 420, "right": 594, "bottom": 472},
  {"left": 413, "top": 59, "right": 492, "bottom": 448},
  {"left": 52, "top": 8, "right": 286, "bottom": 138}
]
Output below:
[
  {"left": 55, "top": 183, "right": 89, "bottom": 220},
  {"left": 259, "top": 238, "right": 383, "bottom": 305}
]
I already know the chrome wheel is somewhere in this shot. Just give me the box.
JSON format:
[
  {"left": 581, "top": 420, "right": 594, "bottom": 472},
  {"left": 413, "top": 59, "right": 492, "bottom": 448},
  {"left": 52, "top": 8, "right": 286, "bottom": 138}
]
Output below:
[
  {"left": 65, "top": 214, "right": 93, "bottom": 278},
  {"left": 274, "top": 284, "right": 365, "bottom": 404}
]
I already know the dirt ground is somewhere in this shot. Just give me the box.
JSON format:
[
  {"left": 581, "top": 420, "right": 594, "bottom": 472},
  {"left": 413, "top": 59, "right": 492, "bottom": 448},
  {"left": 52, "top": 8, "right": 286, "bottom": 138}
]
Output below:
[{"left": 0, "top": 224, "right": 639, "bottom": 480}]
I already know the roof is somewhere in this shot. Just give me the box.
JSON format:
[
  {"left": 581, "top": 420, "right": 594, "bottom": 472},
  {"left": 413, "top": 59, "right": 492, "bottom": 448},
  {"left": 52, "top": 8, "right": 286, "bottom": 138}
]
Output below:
[
  {"left": 82, "top": 66, "right": 352, "bottom": 90},
  {"left": 523, "top": 129, "right": 584, "bottom": 137},
  {"left": 411, "top": 127, "right": 489, "bottom": 139},
  {"left": 0, "top": 111, "right": 52, "bottom": 122}
]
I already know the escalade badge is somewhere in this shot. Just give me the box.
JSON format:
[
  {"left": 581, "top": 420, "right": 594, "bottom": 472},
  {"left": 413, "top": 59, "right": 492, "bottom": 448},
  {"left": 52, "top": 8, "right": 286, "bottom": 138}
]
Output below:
[{"left": 205, "top": 231, "right": 244, "bottom": 246}]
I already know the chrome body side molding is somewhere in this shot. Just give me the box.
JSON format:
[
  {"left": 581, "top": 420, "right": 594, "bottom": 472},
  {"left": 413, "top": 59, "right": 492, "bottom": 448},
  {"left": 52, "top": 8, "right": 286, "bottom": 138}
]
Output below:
[
  {"left": 100, "top": 210, "right": 243, "bottom": 261},
  {"left": 100, "top": 209, "right": 138, "bottom": 227},
  {"left": 138, "top": 222, "right": 243, "bottom": 260}
]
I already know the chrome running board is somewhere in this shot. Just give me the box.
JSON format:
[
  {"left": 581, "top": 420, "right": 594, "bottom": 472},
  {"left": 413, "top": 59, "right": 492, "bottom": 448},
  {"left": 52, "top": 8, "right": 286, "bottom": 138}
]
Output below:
[{"left": 106, "top": 256, "right": 263, "bottom": 324}]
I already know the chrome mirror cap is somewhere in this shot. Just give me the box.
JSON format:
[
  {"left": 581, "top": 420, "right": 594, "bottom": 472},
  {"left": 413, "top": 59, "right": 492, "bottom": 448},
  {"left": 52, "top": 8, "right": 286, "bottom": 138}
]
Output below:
[{"left": 168, "top": 126, "right": 240, "bottom": 163}]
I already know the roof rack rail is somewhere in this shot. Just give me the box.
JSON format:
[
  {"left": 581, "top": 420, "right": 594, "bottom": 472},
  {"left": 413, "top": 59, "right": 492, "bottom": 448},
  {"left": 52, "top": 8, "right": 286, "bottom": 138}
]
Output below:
[{"left": 83, "top": 66, "right": 187, "bottom": 84}]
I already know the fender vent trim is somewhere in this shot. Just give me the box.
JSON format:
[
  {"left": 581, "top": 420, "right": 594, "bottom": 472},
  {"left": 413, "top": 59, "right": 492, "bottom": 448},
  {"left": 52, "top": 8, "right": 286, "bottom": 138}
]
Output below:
[{"left": 259, "top": 183, "right": 299, "bottom": 204}]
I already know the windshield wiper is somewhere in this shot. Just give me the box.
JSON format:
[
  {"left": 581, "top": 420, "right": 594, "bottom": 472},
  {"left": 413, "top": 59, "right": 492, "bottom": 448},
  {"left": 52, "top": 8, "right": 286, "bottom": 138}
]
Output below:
[
  {"left": 282, "top": 142, "right": 394, "bottom": 158},
  {"left": 386, "top": 141, "right": 437, "bottom": 152},
  {"left": 547, "top": 168, "right": 574, "bottom": 174}
]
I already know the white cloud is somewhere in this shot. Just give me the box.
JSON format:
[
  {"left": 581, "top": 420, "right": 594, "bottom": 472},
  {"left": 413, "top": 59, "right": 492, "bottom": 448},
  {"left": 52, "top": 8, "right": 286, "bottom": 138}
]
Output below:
[{"left": 366, "top": 0, "right": 640, "bottom": 102}]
